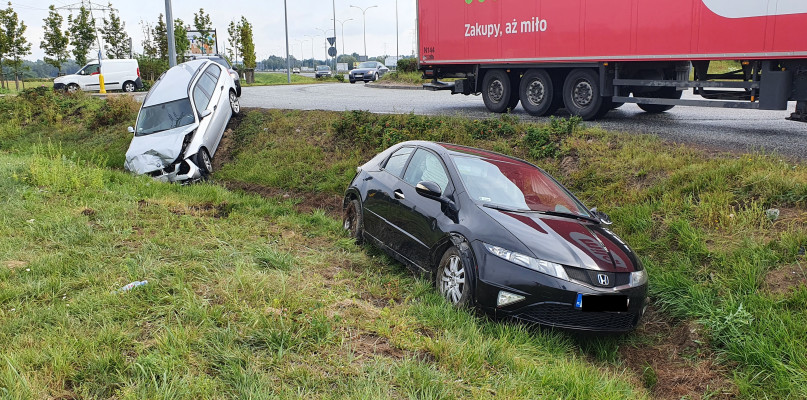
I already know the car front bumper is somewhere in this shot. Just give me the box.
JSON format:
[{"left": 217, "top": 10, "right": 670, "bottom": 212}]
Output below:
[
  {"left": 147, "top": 156, "right": 204, "bottom": 183},
  {"left": 53, "top": 83, "right": 66, "bottom": 91},
  {"left": 471, "top": 241, "right": 648, "bottom": 332}
]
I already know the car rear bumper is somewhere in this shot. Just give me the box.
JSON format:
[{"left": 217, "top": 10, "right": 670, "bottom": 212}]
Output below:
[
  {"left": 472, "top": 241, "right": 648, "bottom": 332},
  {"left": 135, "top": 77, "right": 144, "bottom": 89}
]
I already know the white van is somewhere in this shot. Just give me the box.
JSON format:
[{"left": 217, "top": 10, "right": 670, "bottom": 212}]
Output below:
[{"left": 54, "top": 59, "right": 143, "bottom": 93}]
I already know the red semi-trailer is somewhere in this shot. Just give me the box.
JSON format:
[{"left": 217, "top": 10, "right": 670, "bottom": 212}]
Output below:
[{"left": 418, "top": 0, "right": 807, "bottom": 121}]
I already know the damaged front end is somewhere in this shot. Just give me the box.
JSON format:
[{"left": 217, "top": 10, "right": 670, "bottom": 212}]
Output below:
[{"left": 124, "top": 124, "right": 203, "bottom": 183}]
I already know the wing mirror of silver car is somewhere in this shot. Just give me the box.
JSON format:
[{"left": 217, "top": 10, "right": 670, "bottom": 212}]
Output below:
[
  {"left": 199, "top": 109, "right": 213, "bottom": 119},
  {"left": 127, "top": 126, "right": 134, "bottom": 134},
  {"left": 590, "top": 207, "right": 613, "bottom": 225}
]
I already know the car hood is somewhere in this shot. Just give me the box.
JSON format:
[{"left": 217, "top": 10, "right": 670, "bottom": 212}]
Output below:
[
  {"left": 53, "top": 75, "right": 78, "bottom": 84},
  {"left": 482, "top": 207, "right": 639, "bottom": 273},
  {"left": 124, "top": 124, "right": 197, "bottom": 174},
  {"left": 351, "top": 68, "right": 376, "bottom": 74}
]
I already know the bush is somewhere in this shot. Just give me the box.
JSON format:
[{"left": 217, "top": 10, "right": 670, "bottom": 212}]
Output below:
[
  {"left": 523, "top": 116, "right": 581, "bottom": 159},
  {"left": 334, "top": 74, "right": 344, "bottom": 83},
  {"left": 90, "top": 95, "right": 139, "bottom": 128},
  {"left": 397, "top": 58, "right": 417, "bottom": 73}
]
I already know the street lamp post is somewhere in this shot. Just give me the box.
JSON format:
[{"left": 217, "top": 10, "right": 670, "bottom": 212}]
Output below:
[
  {"left": 331, "top": 18, "right": 354, "bottom": 58},
  {"left": 350, "top": 5, "right": 377, "bottom": 59},
  {"left": 284, "top": 0, "right": 291, "bottom": 83},
  {"left": 305, "top": 35, "right": 316, "bottom": 68}
]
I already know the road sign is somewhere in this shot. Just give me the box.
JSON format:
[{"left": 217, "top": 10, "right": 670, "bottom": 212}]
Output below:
[
  {"left": 328, "top": 47, "right": 337, "bottom": 57},
  {"left": 327, "top": 36, "right": 336, "bottom": 46}
]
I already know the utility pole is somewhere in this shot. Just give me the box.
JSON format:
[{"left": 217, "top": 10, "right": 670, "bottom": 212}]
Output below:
[
  {"left": 350, "top": 5, "right": 377, "bottom": 59},
  {"left": 396, "top": 0, "right": 399, "bottom": 62},
  {"left": 164, "top": 0, "right": 177, "bottom": 67},
  {"left": 332, "top": 0, "right": 337, "bottom": 72},
  {"left": 305, "top": 35, "right": 316, "bottom": 68},
  {"left": 284, "top": 0, "right": 291, "bottom": 83}
]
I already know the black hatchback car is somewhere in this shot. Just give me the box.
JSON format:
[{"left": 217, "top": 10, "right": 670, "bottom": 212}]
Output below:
[{"left": 343, "top": 142, "right": 648, "bottom": 332}]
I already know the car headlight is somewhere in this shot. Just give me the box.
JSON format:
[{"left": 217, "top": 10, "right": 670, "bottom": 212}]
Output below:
[
  {"left": 630, "top": 270, "right": 648, "bottom": 287},
  {"left": 483, "top": 243, "right": 569, "bottom": 281},
  {"left": 229, "top": 71, "right": 239, "bottom": 80}
]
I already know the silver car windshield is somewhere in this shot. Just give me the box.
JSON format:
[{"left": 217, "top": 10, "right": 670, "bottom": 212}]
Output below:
[
  {"left": 135, "top": 98, "right": 195, "bottom": 136},
  {"left": 452, "top": 155, "right": 591, "bottom": 216}
]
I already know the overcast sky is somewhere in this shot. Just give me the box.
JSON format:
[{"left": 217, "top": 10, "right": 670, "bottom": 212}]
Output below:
[{"left": 12, "top": 0, "right": 418, "bottom": 62}]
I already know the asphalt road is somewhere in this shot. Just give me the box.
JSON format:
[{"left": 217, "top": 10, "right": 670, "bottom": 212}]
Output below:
[{"left": 240, "top": 83, "right": 807, "bottom": 159}]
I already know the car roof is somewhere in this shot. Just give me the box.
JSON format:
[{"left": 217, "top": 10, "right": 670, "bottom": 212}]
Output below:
[
  {"left": 144, "top": 60, "right": 208, "bottom": 106},
  {"left": 395, "top": 141, "right": 532, "bottom": 166}
]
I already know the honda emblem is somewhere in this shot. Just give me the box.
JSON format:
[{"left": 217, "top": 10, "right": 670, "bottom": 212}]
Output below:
[{"left": 597, "top": 274, "right": 610, "bottom": 286}]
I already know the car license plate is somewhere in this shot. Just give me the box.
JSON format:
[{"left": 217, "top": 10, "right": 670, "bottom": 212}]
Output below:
[
  {"left": 577, "top": 294, "right": 629, "bottom": 312},
  {"left": 355, "top": 74, "right": 363, "bottom": 78}
]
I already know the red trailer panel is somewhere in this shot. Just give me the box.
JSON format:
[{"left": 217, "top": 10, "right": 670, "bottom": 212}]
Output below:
[{"left": 418, "top": 0, "right": 807, "bottom": 65}]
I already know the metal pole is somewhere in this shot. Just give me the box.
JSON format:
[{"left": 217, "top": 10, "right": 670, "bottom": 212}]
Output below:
[
  {"left": 350, "top": 5, "right": 377, "bottom": 59},
  {"left": 165, "top": 0, "right": 177, "bottom": 67},
  {"left": 284, "top": 0, "right": 291, "bottom": 83},
  {"left": 332, "top": 0, "right": 337, "bottom": 71},
  {"left": 396, "top": 0, "right": 399, "bottom": 62}
]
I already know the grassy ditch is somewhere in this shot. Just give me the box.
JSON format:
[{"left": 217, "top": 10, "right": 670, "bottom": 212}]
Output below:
[{"left": 1, "top": 90, "right": 807, "bottom": 398}]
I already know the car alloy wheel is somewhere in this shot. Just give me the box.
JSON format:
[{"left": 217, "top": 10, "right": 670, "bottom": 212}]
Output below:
[
  {"left": 123, "top": 81, "right": 136, "bottom": 92},
  {"left": 229, "top": 91, "right": 240, "bottom": 115},
  {"left": 196, "top": 148, "right": 213, "bottom": 177},
  {"left": 343, "top": 199, "right": 363, "bottom": 244},
  {"left": 66, "top": 83, "right": 79, "bottom": 93},
  {"left": 438, "top": 248, "right": 468, "bottom": 306}
]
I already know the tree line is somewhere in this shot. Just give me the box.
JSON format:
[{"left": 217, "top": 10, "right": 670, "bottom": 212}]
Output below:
[{"left": 0, "top": 2, "right": 257, "bottom": 88}]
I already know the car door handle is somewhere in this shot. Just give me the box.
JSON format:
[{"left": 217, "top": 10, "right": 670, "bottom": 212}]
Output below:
[{"left": 394, "top": 190, "right": 405, "bottom": 200}]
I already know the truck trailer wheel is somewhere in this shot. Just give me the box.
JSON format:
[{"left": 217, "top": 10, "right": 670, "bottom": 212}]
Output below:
[
  {"left": 482, "top": 70, "right": 514, "bottom": 113},
  {"left": 637, "top": 87, "right": 682, "bottom": 113},
  {"left": 563, "top": 69, "right": 604, "bottom": 120},
  {"left": 519, "top": 69, "right": 557, "bottom": 116}
]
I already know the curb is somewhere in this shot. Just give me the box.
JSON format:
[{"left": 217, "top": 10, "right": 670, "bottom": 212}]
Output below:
[{"left": 364, "top": 83, "right": 424, "bottom": 91}]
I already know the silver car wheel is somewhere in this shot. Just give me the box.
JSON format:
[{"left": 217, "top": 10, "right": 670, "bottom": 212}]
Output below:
[
  {"left": 439, "top": 255, "right": 465, "bottom": 305},
  {"left": 123, "top": 82, "right": 135, "bottom": 92},
  {"left": 229, "top": 91, "right": 240, "bottom": 114}
]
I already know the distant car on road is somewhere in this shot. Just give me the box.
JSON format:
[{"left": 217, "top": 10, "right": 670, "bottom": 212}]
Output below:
[
  {"left": 53, "top": 59, "right": 143, "bottom": 93},
  {"left": 293, "top": 68, "right": 301, "bottom": 74},
  {"left": 124, "top": 59, "right": 240, "bottom": 183},
  {"left": 349, "top": 61, "right": 389, "bottom": 83},
  {"left": 188, "top": 54, "right": 241, "bottom": 97},
  {"left": 315, "top": 65, "right": 332, "bottom": 78},
  {"left": 343, "top": 141, "right": 648, "bottom": 332}
]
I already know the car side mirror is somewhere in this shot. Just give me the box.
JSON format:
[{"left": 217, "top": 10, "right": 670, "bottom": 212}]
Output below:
[
  {"left": 590, "top": 207, "right": 613, "bottom": 225},
  {"left": 199, "top": 109, "right": 213, "bottom": 119},
  {"left": 416, "top": 181, "right": 442, "bottom": 198},
  {"left": 127, "top": 126, "right": 135, "bottom": 134}
]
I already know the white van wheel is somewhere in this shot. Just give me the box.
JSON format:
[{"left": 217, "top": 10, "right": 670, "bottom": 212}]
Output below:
[
  {"left": 66, "top": 84, "right": 80, "bottom": 93},
  {"left": 123, "top": 81, "right": 136, "bottom": 93}
]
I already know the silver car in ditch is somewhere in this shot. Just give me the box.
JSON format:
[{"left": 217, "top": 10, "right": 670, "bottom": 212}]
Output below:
[{"left": 124, "top": 59, "right": 240, "bottom": 182}]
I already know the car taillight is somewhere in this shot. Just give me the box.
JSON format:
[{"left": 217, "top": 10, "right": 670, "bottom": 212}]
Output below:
[{"left": 137, "top": 67, "right": 141, "bottom": 78}]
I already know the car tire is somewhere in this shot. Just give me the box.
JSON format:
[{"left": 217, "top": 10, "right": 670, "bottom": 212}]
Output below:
[
  {"left": 481, "top": 69, "right": 513, "bottom": 114},
  {"left": 229, "top": 90, "right": 240, "bottom": 115},
  {"left": 562, "top": 68, "right": 604, "bottom": 121},
  {"left": 343, "top": 198, "right": 364, "bottom": 244},
  {"left": 437, "top": 246, "right": 473, "bottom": 307},
  {"left": 66, "top": 83, "right": 80, "bottom": 93},
  {"left": 122, "top": 81, "right": 136, "bottom": 93},
  {"left": 195, "top": 148, "right": 213, "bottom": 177},
  {"left": 519, "top": 69, "right": 556, "bottom": 116},
  {"left": 372, "top": 72, "right": 378, "bottom": 81},
  {"left": 350, "top": 80, "right": 356, "bottom": 84}
]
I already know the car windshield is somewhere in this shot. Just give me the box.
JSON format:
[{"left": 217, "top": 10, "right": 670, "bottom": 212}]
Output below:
[
  {"left": 358, "top": 62, "right": 375, "bottom": 68},
  {"left": 452, "top": 155, "right": 591, "bottom": 216},
  {"left": 317, "top": 66, "right": 330, "bottom": 71},
  {"left": 135, "top": 98, "right": 195, "bottom": 136}
]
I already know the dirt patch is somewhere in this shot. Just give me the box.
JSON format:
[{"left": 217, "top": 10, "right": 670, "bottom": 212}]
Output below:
[
  {"left": 80, "top": 208, "right": 96, "bottom": 217},
  {"left": 763, "top": 263, "right": 807, "bottom": 296},
  {"left": 348, "top": 332, "right": 407, "bottom": 360},
  {"left": 169, "top": 202, "right": 231, "bottom": 218},
  {"left": 221, "top": 180, "right": 343, "bottom": 218},
  {"left": 3, "top": 260, "right": 27, "bottom": 270},
  {"left": 212, "top": 128, "right": 236, "bottom": 172},
  {"left": 620, "top": 308, "right": 737, "bottom": 400}
]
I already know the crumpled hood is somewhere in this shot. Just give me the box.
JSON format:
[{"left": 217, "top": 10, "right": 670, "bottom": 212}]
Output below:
[
  {"left": 124, "top": 124, "right": 197, "bottom": 174},
  {"left": 482, "top": 208, "right": 639, "bottom": 273}
]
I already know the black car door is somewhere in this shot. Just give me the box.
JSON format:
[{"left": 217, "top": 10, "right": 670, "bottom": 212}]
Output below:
[
  {"left": 361, "top": 146, "right": 414, "bottom": 246},
  {"left": 389, "top": 148, "right": 453, "bottom": 269}
]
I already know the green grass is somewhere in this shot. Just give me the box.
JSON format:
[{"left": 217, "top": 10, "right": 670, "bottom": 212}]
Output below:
[
  {"left": 0, "top": 146, "right": 644, "bottom": 398},
  {"left": 2, "top": 89, "right": 807, "bottom": 398},
  {"left": 244, "top": 72, "right": 340, "bottom": 87},
  {"left": 377, "top": 71, "right": 428, "bottom": 85}
]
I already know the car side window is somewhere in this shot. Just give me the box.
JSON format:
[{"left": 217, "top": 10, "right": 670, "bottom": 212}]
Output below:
[
  {"left": 81, "top": 64, "right": 99, "bottom": 75},
  {"left": 384, "top": 147, "right": 414, "bottom": 178},
  {"left": 403, "top": 149, "right": 449, "bottom": 193},
  {"left": 192, "top": 85, "right": 211, "bottom": 114},
  {"left": 198, "top": 71, "right": 218, "bottom": 98},
  {"left": 205, "top": 64, "right": 221, "bottom": 81}
]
